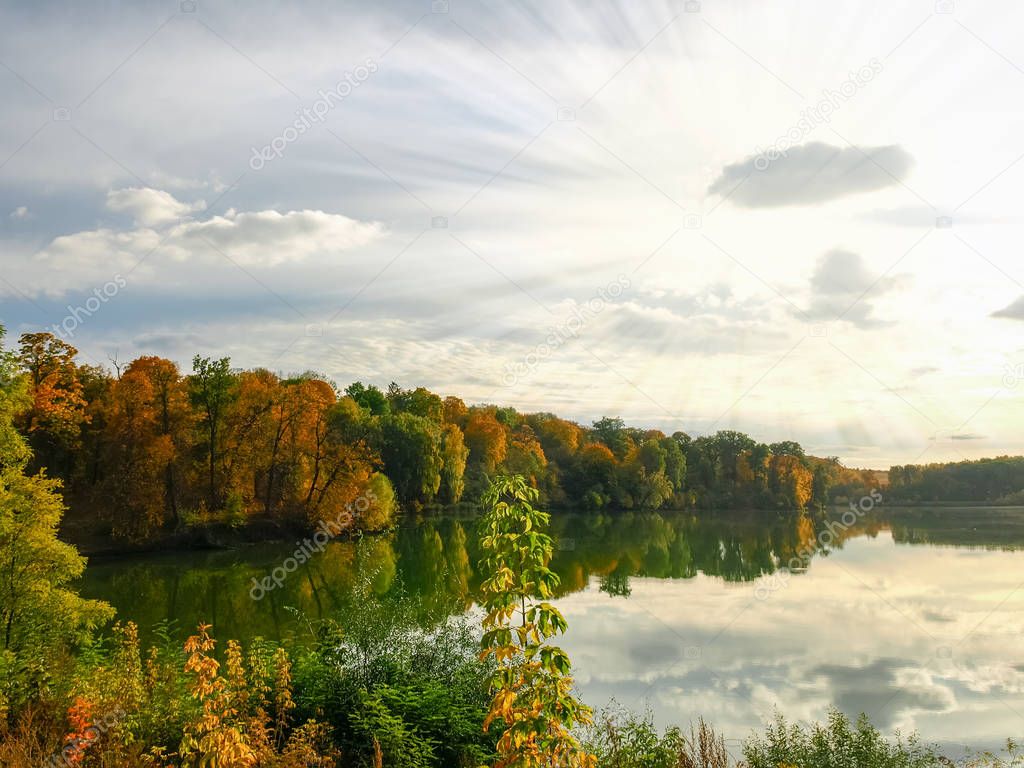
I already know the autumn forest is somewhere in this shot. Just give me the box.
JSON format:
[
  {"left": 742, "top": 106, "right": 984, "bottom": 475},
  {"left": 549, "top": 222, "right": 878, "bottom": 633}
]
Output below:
[{"left": 12, "top": 330, "right": 890, "bottom": 548}]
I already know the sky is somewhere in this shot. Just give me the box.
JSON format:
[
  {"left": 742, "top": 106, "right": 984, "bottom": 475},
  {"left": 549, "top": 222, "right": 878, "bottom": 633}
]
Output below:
[{"left": 2, "top": 0, "right": 1024, "bottom": 468}]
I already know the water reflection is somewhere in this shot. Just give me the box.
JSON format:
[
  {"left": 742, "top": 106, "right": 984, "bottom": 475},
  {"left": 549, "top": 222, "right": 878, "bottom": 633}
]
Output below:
[
  {"left": 79, "top": 507, "right": 1024, "bottom": 750},
  {"left": 80, "top": 507, "right": 1024, "bottom": 644}
]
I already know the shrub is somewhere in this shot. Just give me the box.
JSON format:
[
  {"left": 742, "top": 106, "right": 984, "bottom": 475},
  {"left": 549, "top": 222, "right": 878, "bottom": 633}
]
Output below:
[
  {"left": 583, "top": 705, "right": 730, "bottom": 768},
  {"left": 742, "top": 709, "right": 940, "bottom": 768}
]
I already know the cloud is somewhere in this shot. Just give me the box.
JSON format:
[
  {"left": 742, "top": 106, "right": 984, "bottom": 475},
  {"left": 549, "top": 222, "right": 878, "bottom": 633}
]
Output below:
[
  {"left": 585, "top": 285, "right": 786, "bottom": 356},
  {"left": 800, "top": 249, "right": 905, "bottom": 328},
  {"left": 807, "top": 659, "right": 955, "bottom": 728},
  {"left": 708, "top": 142, "right": 914, "bottom": 208},
  {"left": 106, "top": 187, "right": 206, "bottom": 227},
  {"left": 992, "top": 296, "right": 1024, "bottom": 320},
  {"left": 27, "top": 191, "right": 386, "bottom": 293},
  {"left": 168, "top": 209, "right": 383, "bottom": 266},
  {"left": 9, "top": 206, "right": 28, "bottom": 219}
]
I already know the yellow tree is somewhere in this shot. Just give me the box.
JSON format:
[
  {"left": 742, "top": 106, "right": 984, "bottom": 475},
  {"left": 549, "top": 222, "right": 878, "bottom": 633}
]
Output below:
[{"left": 465, "top": 409, "right": 508, "bottom": 473}]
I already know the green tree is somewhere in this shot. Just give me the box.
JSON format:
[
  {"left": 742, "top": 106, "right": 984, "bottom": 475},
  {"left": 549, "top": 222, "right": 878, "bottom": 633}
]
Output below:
[
  {"left": 477, "top": 475, "right": 595, "bottom": 768},
  {"left": 591, "top": 417, "right": 631, "bottom": 459},
  {"left": 439, "top": 422, "right": 469, "bottom": 504},
  {"left": 189, "top": 355, "right": 236, "bottom": 509},
  {"left": 380, "top": 412, "right": 442, "bottom": 507},
  {"left": 0, "top": 327, "right": 113, "bottom": 709},
  {"left": 345, "top": 381, "right": 390, "bottom": 416}
]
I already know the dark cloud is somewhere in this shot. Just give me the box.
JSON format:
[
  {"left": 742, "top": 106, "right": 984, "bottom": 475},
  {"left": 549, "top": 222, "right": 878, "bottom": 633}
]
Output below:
[{"left": 708, "top": 142, "right": 914, "bottom": 208}]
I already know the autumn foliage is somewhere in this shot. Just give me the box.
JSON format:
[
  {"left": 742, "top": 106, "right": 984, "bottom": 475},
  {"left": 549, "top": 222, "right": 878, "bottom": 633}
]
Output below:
[{"left": 9, "top": 333, "right": 851, "bottom": 545}]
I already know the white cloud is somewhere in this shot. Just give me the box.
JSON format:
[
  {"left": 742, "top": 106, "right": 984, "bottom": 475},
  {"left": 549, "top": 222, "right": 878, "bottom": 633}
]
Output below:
[
  {"left": 9, "top": 206, "right": 28, "bottom": 219},
  {"left": 28, "top": 192, "right": 385, "bottom": 291},
  {"left": 167, "top": 209, "right": 384, "bottom": 266},
  {"left": 106, "top": 187, "right": 205, "bottom": 227}
]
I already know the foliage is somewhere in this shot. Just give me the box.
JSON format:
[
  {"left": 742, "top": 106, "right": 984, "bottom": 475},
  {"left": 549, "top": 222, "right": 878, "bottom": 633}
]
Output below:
[
  {"left": 742, "top": 709, "right": 940, "bottom": 768},
  {"left": 889, "top": 456, "right": 1024, "bottom": 503},
  {"left": 0, "top": 333, "right": 929, "bottom": 555},
  {"left": 292, "top": 603, "right": 496, "bottom": 767},
  {"left": 380, "top": 412, "right": 442, "bottom": 508},
  {"left": 0, "top": 326, "right": 114, "bottom": 712},
  {"left": 583, "top": 706, "right": 730, "bottom": 768},
  {"left": 477, "top": 475, "right": 595, "bottom": 768},
  {"left": 189, "top": 355, "right": 236, "bottom": 510}
]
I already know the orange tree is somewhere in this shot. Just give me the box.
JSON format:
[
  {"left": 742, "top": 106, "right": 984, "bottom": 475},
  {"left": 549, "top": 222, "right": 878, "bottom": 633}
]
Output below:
[{"left": 477, "top": 475, "right": 595, "bottom": 768}]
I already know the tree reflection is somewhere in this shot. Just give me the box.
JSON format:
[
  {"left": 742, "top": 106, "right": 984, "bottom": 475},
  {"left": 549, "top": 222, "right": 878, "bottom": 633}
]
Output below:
[{"left": 79, "top": 506, "right": 1024, "bottom": 645}]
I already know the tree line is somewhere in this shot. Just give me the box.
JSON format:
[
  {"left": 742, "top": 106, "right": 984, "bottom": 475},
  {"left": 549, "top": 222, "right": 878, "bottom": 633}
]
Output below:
[
  {"left": 9, "top": 330, "right": 882, "bottom": 543},
  {"left": 888, "top": 455, "right": 1024, "bottom": 503}
]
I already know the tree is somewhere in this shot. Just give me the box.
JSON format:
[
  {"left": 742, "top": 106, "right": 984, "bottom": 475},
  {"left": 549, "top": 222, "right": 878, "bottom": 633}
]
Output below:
[
  {"left": 17, "top": 332, "right": 89, "bottom": 476},
  {"left": 528, "top": 415, "right": 581, "bottom": 464},
  {"left": 439, "top": 423, "right": 469, "bottom": 504},
  {"left": 503, "top": 426, "right": 547, "bottom": 491},
  {"left": 590, "top": 417, "right": 631, "bottom": 459},
  {"left": 221, "top": 368, "right": 280, "bottom": 515},
  {"left": 571, "top": 443, "right": 618, "bottom": 509},
  {"left": 131, "top": 357, "right": 192, "bottom": 526},
  {"left": 357, "top": 472, "right": 397, "bottom": 531},
  {"left": 443, "top": 395, "right": 468, "bottom": 427},
  {"left": 625, "top": 439, "right": 672, "bottom": 509},
  {"left": 465, "top": 410, "right": 508, "bottom": 473},
  {"left": 0, "top": 329, "right": 30, "bottom": 472},
  {"left": 477, "top": 476, "right": 595, "bottom": 768},
  {"left": 380, "top": 412, "right": 442, "bottom": 507},
  {"left": 95, "top": 366, "right": 179, "bottom": 538},
  {"left": 189, "top": 356, "right": 236, "bottom": 509},
  {"left": 346, "top": 381, "right": 390, "bottom": 416},
  {"left": 387, "top": 383, "right": 443, "bottom": 423},
  {"left": 710, "top": 430, "right": 757, "bottom": 488},
  {"left": 770, "top": 454, "right": 813, "bottom": 510},
  {"left": 769, "top": 440, "right": 805, "bottom": 458},
  {"left": 661, "top": 437, "right": 687, "bottom": 499},
  {"left": 295, "top": 380, "right": 376, "bottom": 522},
  {"left": 0, "top": 327, "right": 113, "bottom": 707}
]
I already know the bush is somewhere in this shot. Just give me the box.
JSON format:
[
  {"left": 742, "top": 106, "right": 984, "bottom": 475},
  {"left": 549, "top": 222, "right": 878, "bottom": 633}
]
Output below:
[
  {"left": 292, "top": 605, "right": 497, "bottom": 767},
  {"left": 583, "top": 705, "right": 730, "bottom": 768},
  {"left": 358, "top": 472, "right": 397, "bottom": 531},
  {"left": 742, "top": 709, "right": 940, "bottom": 768}
]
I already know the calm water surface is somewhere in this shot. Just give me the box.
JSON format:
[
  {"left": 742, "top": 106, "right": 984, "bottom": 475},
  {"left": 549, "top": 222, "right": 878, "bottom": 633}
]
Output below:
[{"left": 79, "top": 507, "right": 1024, "bottom": 752}]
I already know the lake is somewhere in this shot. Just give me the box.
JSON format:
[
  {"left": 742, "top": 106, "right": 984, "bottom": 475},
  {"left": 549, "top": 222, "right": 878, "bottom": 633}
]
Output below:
[{"left": 78, "top": 506, "right": 1024, "bottom": 756}]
